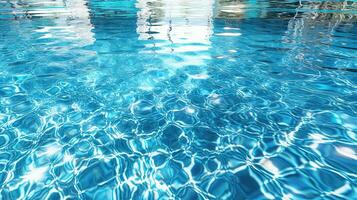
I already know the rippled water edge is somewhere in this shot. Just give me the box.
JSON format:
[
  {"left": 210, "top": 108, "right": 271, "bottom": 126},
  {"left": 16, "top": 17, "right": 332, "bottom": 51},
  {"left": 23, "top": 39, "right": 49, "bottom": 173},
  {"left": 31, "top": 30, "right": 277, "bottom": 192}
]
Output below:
[{"left": 0, "top": 0, "right": 357, "bottom": 199}]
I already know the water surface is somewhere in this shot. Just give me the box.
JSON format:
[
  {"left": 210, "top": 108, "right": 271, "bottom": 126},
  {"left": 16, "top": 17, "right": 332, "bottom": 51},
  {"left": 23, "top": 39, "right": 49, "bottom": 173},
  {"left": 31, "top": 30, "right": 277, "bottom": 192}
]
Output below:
[{"left": 0, "top": 0, "right": 357, "bottom": 199}]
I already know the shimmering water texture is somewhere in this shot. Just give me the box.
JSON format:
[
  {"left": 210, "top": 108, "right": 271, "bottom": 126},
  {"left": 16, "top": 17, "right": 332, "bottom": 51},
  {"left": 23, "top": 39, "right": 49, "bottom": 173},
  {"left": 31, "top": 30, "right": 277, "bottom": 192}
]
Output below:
[{"left": 0, "top": 0, "right": 357, "bottom": 199}]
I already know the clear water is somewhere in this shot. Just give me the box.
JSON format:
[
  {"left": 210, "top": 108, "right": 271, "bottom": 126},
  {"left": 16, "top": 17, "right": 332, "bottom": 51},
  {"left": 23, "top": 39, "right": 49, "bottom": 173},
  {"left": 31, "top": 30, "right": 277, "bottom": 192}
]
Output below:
[{"left": 0, "top": 0, "right": 356, "bottom": 199}]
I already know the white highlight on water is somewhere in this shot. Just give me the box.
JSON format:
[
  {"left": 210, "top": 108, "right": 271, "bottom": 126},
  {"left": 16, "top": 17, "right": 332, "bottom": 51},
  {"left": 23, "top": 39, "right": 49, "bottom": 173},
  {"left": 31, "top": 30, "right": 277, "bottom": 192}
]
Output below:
[
  {"left": 260, "top": 158, "right": 280, "bottom": 177},
  {"left": 336, "top": 146, "right": 357, "bottom": 160},
  {"left": 23, "top": 166, "right": 48, "bottom": 182}
]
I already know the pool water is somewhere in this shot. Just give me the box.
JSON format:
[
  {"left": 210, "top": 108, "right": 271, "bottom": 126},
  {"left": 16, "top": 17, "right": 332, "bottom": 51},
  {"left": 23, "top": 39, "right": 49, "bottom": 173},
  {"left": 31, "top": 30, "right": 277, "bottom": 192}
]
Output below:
[{"left": 0, "top": 0, "right": 356, "bottom": 199}]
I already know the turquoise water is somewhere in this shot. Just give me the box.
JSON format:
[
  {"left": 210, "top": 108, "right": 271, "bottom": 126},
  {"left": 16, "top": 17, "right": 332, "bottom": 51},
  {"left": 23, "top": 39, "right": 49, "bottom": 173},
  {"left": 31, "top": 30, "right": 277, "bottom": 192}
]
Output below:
[{"left": 0, "top": 0, "right": 357, "bottom": 199}]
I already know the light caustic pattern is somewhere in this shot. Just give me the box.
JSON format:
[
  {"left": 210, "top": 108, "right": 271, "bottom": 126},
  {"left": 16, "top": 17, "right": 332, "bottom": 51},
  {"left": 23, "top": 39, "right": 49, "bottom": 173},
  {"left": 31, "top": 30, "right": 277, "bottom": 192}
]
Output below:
[{"left": 0, "top": 0, "right": 356, "bottom": 199}]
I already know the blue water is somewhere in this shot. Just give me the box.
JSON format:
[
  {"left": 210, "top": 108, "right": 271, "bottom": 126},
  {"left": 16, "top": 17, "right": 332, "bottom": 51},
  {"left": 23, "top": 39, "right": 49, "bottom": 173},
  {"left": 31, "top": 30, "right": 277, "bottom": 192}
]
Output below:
[{"left": 0, "top": 0, "right": 357, "bottom": 199}]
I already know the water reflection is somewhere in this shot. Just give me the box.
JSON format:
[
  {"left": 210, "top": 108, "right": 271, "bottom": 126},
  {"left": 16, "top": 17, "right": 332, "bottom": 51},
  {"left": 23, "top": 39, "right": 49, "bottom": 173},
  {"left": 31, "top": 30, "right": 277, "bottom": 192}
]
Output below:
[
  {"left": 282, "top": 1, "right": 357, "bottom": 71},
  {"left": 59, "top": 0, "right": 95, "bottom": 45},
  {"left": 136, "top": 0, "right": 214, "bottom": 67},
  {"left": 3, "top": 0, "right": 94, "bottom": 45},
  {"left": 136, "top": 0, "right": 213, "bottom": 43},
  {"left": 215, "top": 0, "right": 268, "bottom": 19}
]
